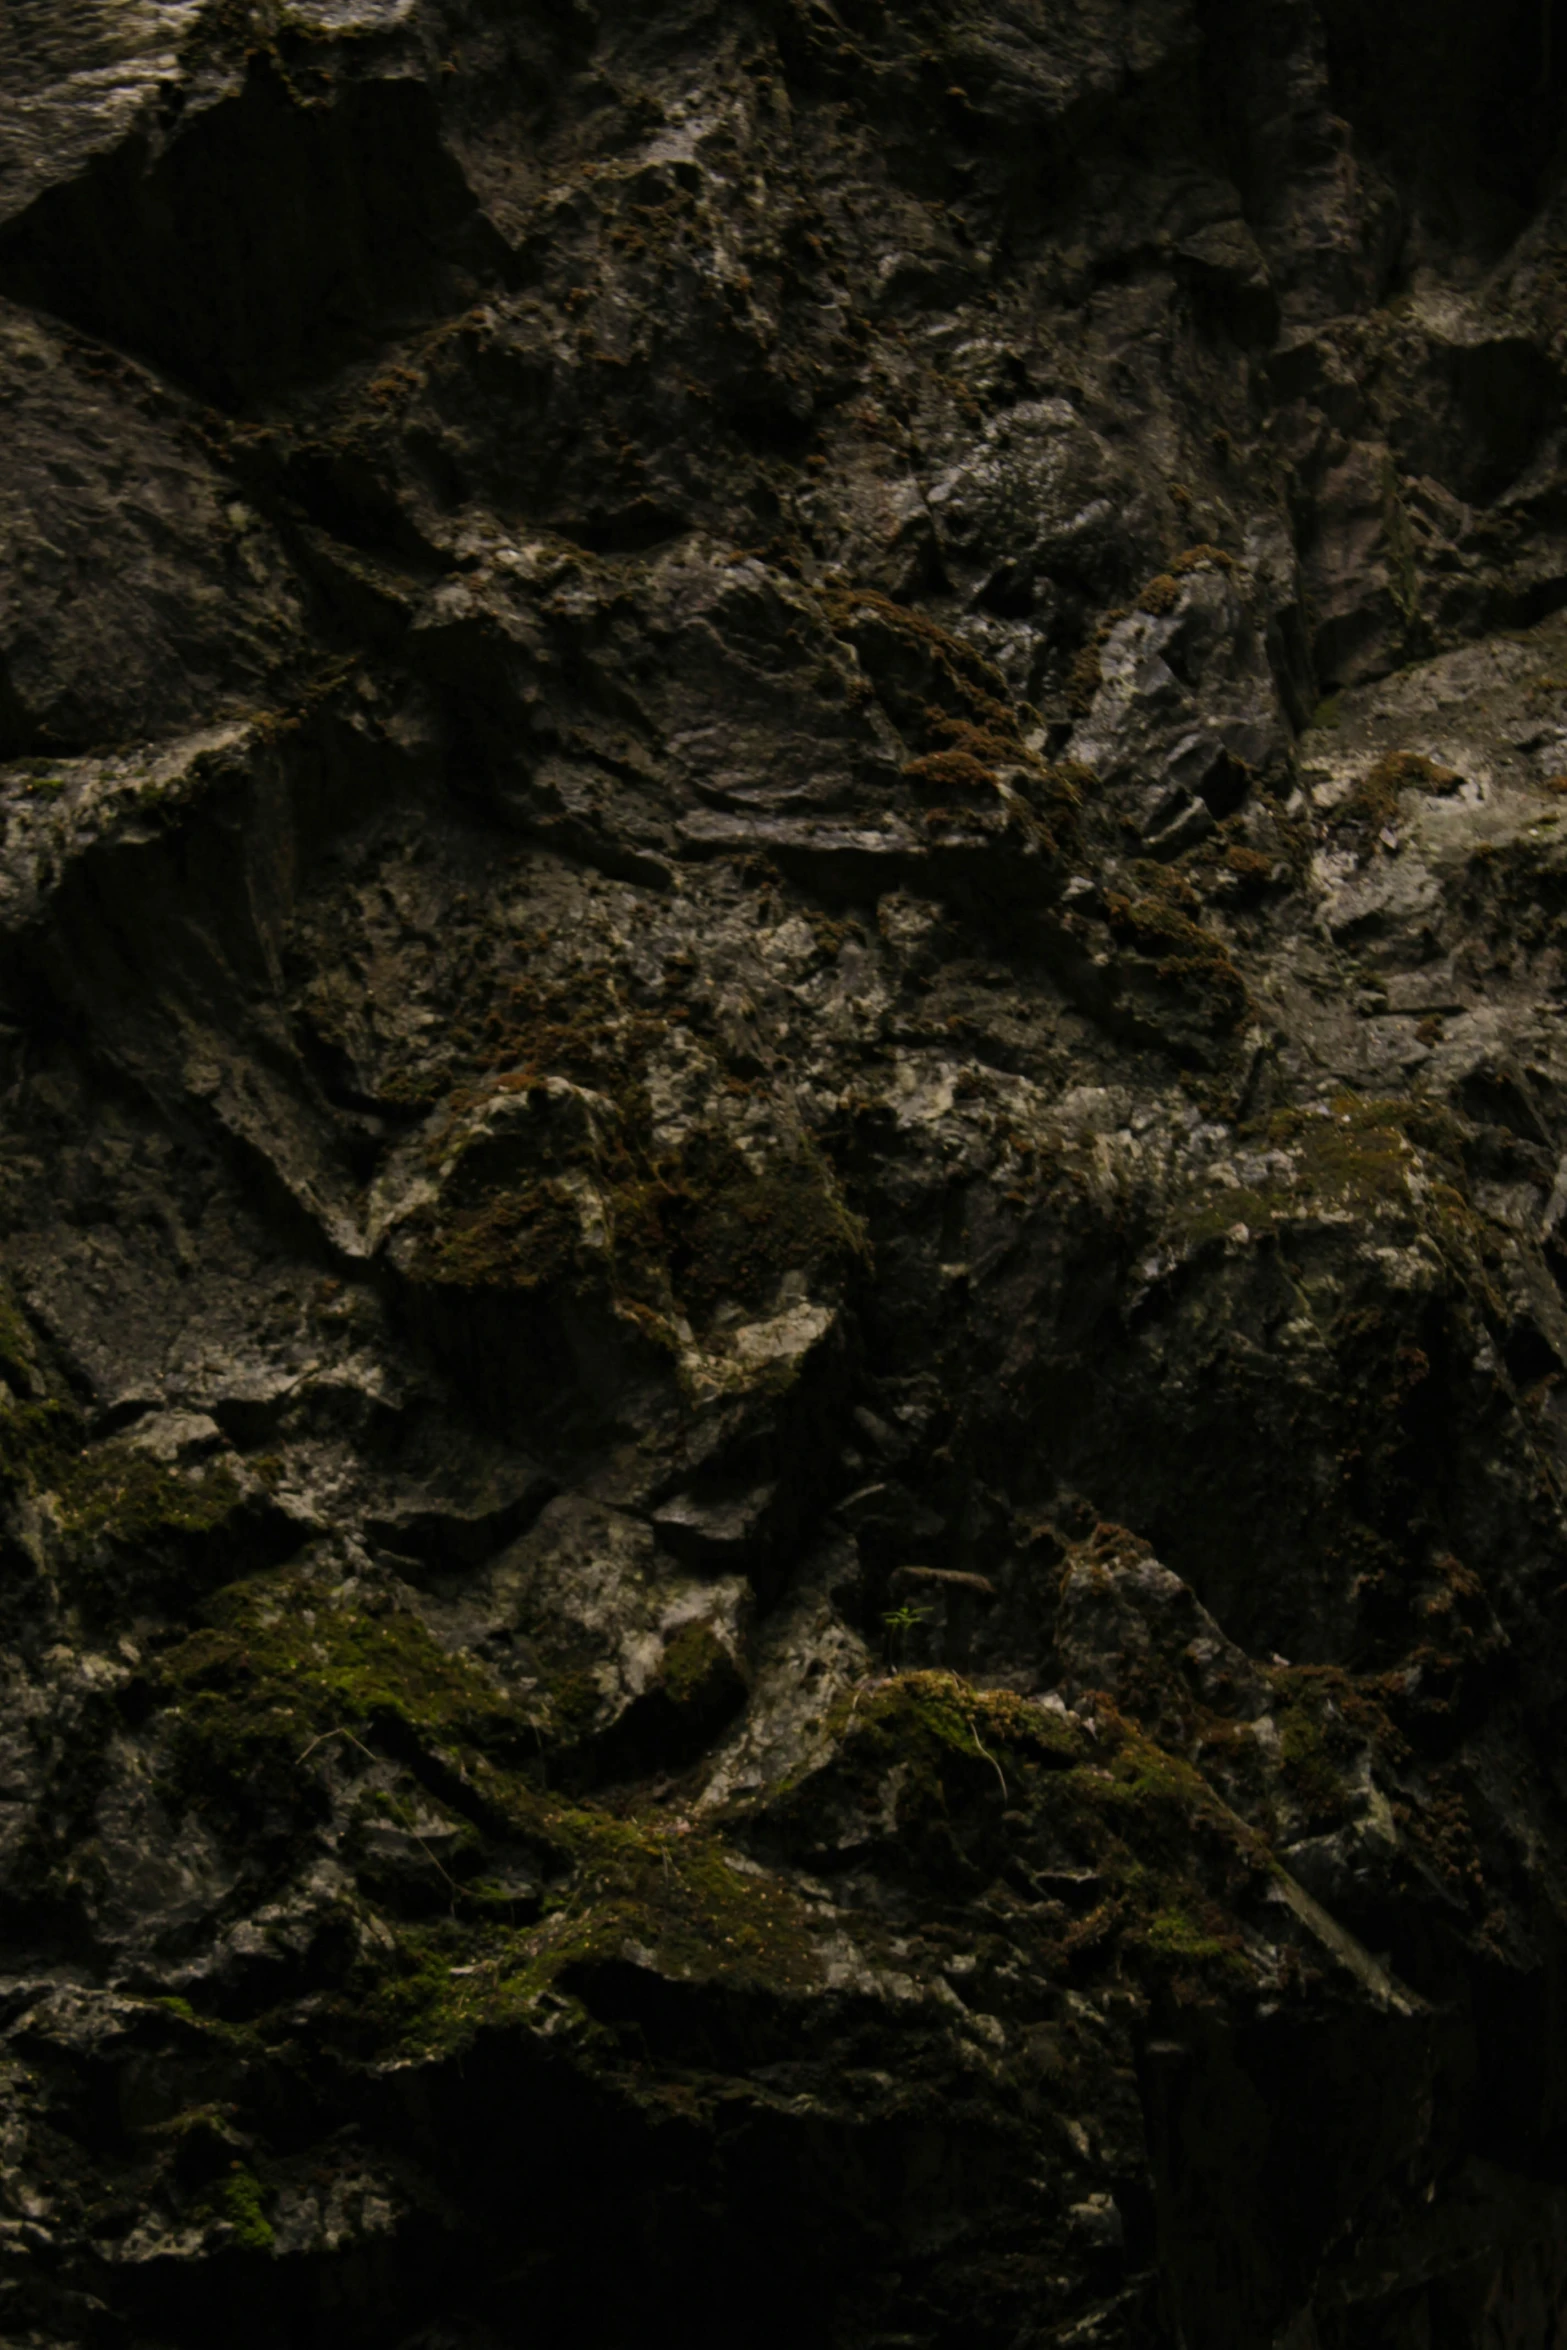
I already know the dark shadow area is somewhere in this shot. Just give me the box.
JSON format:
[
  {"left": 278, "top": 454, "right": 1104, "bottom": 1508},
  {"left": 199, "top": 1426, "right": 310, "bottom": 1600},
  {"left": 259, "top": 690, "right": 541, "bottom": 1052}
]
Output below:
[
  {"left": 1319, "top": 0, "right": 1567, "bottom": 258},
  {"left": 0, "top": 62, "right": 486, "bottom": 406}
]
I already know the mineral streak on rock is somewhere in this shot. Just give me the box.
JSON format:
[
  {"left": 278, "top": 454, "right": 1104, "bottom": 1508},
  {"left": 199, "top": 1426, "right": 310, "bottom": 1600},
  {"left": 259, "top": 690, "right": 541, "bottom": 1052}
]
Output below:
[{"left": 0, "top": 1, "right": 1566, "bottom": 2344}]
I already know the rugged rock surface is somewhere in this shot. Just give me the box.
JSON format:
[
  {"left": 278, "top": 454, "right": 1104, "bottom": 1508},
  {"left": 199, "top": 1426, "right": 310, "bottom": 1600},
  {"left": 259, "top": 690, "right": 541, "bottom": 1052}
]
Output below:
[{"left": 0, "top": 2, "right": 1566, "bottom": 2344}]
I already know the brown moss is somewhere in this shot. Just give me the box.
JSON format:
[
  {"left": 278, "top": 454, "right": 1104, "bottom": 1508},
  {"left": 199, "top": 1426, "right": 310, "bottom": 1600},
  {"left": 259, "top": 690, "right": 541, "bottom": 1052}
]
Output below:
[
  {"left": 1065, "top": 642, "right": 1105, "bottom": 714},
  {"left": 657, "top": 1132, "right": 869, "bottom": 1320},
  {"left": 469, "top": 966, "right": 665, "bottom": 1098},
  {"left": 818, "top": 585, "right": 1028, "bottom": 764},
  {"left": 414, "top": 1122, "right": 866, "bottom": 1335},
  {"left": 1129, "top": 861, "right": 1201, "bottom": 910},
  {"left": 1222, "top": 844, "right": 1274, "bottom": 888},
  {"left": 1171, "top": 543, "right": 1235, "bottom": 576},
  {"left": 1390, "top": 1771, "right": 1486, "bottom": 1903},
  {"left": 1064, "top": 608, "right": 1130, "bottom": 716},
  {"left": 924, "top": 714, "right": 1027, "bottom": 767},
  {"left": 1020, "top": 759, "right": 1089, "bottom": 836},
  {"left": 413, "top": 1176, "right": 601, "bottom": 1297},
  {"left": 903, "top": 748, "right": 999, "bottom": 800},
  {"left": 1136, "top": 546, "right": 1235, "bottom": 616},
  {"left": 1102, "top": 892, "right": 1250, "bottom": 1032},
  {"left": 1337, "top": 751, "right": 1464, "bottom": 836}
]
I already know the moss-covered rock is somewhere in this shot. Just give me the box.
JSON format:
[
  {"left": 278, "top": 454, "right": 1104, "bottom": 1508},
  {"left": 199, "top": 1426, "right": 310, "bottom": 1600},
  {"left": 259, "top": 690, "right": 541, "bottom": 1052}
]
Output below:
[{"left": 5, "top": 4, "right": 1567, "bottom": 2346}]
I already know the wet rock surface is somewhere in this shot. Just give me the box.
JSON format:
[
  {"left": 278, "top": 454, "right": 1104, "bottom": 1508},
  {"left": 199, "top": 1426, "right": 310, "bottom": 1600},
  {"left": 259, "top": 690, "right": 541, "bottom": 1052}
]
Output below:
[{"left": 0, "top": 2, "right": 1566, "bottom": 2344}]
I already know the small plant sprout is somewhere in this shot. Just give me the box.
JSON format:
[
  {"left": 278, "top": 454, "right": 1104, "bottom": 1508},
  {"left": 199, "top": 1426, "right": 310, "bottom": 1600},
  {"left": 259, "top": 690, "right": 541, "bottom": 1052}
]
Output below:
[{"left": 881, "top": 1600, "right": 929, "bottom": 1660}]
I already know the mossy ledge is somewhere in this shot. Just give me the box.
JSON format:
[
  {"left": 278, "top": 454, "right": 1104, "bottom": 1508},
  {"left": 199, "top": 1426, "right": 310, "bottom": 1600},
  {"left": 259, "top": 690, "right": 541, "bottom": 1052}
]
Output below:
[{"left": 150, "top": 1567, "right": 824, "bottom": 2064}]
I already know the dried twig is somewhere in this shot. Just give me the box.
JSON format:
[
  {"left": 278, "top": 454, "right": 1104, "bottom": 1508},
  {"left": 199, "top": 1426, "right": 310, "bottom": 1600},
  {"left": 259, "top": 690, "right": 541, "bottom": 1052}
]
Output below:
[{"left": 965, "top": 1715, "right": 1009, "bottom": 1801}]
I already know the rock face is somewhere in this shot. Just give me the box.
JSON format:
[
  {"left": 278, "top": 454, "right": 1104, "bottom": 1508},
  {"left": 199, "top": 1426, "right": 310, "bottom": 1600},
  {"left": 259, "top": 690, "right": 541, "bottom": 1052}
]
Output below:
[{"left": 0, "top": 2, "right": 1566, "bottom": 2344}]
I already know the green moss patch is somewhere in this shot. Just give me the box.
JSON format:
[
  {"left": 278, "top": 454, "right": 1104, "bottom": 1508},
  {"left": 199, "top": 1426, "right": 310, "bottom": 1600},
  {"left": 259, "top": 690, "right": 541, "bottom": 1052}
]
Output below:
[
  {"left": 1172, "top": 1094, "right": 1477, "bottom": 1252},
  {"left": 850, "top": 1669, "right": 1085, "bottom": 1773},
  {"left": 207, "top": 2164, "right": 275, "bottom": 2253},
  {"left": 156, "top": 1570, "right": 529, "bottom": 1831},
  {"left": 1275, "top": 1699, "right": 1361, "bottom": 1831},
  {"left": 765, "top": 1670, "right": 1276, "bottom": 1995},
  {"left": 330, "top": 1808, "right": 823, "bottom": 2066},
  {"left": 0, "top": 1394, "right": 245, "bottom": 1544},
  {"left": 57, "top": 1448, "right": 244, "bottom": 1545},
  {"left": 659, "top": 1620, "right": 738, "bottom": 1708},
  {"left": 148, "top": 1566, "right": 824, "bottom": 2062},
  {"left": 0, "top": 1288, "right": 44, "bottom": 1398},
  {"left": 0, "top": 1396, "right": 256, "bottom": 1619},
  {"left": 0, "top": 1398, "right": 79, "bottom": 1493},
  {"left": 1131, "top": 1904, "right": 1252, "bottom": 1978}
]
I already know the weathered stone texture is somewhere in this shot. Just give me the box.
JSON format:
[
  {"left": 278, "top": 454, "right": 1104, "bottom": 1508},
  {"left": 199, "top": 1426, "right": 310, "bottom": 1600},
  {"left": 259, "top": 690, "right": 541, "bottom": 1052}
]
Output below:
[{"left": 0, "top": 3, "right": 1565, "bottom": 2345}]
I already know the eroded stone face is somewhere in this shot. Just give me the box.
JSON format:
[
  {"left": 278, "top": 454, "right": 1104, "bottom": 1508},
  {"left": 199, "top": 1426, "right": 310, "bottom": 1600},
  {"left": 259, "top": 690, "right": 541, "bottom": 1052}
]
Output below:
[{"left": 0, "top": 3, "right": 1566, "bottom": 2347}]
